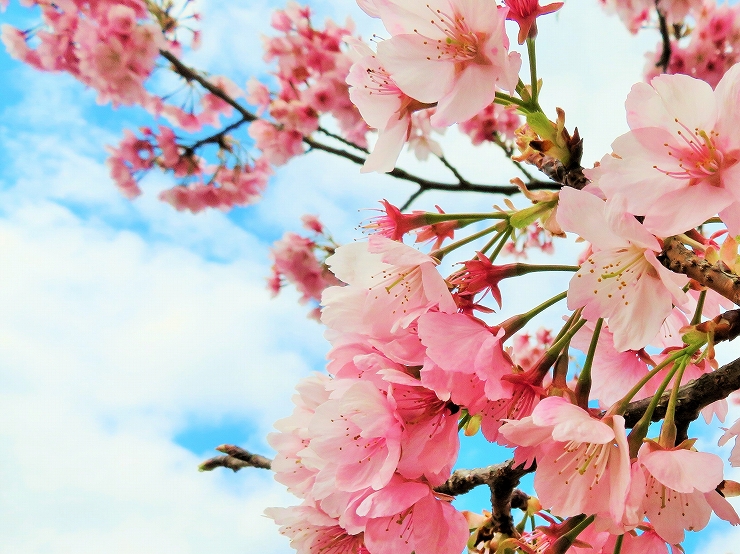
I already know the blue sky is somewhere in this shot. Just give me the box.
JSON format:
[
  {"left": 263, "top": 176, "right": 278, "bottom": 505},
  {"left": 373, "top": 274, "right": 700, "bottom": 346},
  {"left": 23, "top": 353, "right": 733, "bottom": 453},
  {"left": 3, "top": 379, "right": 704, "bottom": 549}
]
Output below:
[{"left": 1, "top": 1, "right": 739, "bottom": 552}]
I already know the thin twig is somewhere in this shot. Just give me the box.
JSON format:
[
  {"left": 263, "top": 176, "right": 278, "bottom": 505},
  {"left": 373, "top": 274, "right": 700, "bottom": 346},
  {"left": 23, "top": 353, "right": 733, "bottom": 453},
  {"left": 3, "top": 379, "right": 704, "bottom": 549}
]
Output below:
[
  {"left": 437, "top": 155, "right": 472, "bottom": 187},
  {"left": 160, "top": 49, "right": 560, "bottom": 198},
  {"left": 185, "top": 116, "right": 250, "bottom": 153},
  {"left": 656, "top": 2, "right": 672, "bottom": 72},
  {"left": 622, "top": 353, "right": 740, "bottom": 440},
  {"left": 317, "top": 127, "right": 370, "bottom": 153},
  {"left": 399, "top": 188, "right": 427, "bottom": 211}
]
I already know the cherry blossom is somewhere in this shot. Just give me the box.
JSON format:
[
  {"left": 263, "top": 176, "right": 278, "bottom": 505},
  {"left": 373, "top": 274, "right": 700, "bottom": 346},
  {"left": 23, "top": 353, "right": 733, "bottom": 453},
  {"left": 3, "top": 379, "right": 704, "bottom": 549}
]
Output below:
[
  {"left": 358, "top": 477, "right": 469, "bottom": 554},
  {"left": 346, "top": 39, "right": 431, "bottom": 173},
  {"left": 370, "top": 0, "right": 522, "bottom": 127},
  {"left": 266, "top": 503, "right": 369, "bottom": 554},
  {"left": 557, "top": 187, "right": 688, "bottom": 351},
  {"left": 634, "top": 440, "right": 739, "bottom": 544},
  {"left": 321, "top": 236, "right": 456, "bottom": 337},
  {"left": 500, "top": 396, "right": 631, "bottom": 526},
  {"left": 596, "top": 66, "right": 740, "bottom": 237}
]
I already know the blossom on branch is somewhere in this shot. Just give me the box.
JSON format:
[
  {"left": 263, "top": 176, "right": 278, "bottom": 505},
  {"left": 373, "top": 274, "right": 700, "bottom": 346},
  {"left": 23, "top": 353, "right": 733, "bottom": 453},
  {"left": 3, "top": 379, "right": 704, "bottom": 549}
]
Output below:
[
  {"left": 595, "top": 66, "right": 740, "bottom": 237},
  {"left": 557, "top": 187, "right": 688, "bottom": 351},
  {"left": 365, "top": 0, "right": 522, "bottom": 127}
]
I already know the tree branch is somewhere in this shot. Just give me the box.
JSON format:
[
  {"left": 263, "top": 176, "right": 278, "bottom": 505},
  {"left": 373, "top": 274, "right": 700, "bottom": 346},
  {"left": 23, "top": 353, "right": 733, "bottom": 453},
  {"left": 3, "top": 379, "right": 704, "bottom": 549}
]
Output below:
[
  {"left": 660, "top": 238, "right": 740, "bottom": 306},
  {"left": 159, "top": 49, "right": 561, "bottom": 198},
  {"left": 622, "top": 353, "right": 740, "bottom": 436},
  {"left": 434, "top": 460, "right": 530, "bottom": 496},
  {"left": 185, "top": 116, "right": 251, "bottom": 153},
  {"left": 655, "top": 2, "right": 672, "bottom": 73},
  {"left": 198, "top": 444, "right": 272, "bottom": 472},
  {"left": 317, "top": 127, "right": 369, "bottom": 153}
]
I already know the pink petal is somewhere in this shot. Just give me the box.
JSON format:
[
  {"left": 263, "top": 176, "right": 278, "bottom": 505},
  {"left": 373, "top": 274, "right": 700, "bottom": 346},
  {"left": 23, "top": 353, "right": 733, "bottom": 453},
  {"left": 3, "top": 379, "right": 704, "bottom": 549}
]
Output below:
[
  {"left": 640, "top": 447, "right": 724, "bottom": 493},
  {"left": 377, "top": 35, "right": 453, "bottom": 103},
  {"left": 557, "top": 184, "right": 627, "bottom": 250},
  {"left": 642, "top": 183, "right": 735, "bottom": 237}
]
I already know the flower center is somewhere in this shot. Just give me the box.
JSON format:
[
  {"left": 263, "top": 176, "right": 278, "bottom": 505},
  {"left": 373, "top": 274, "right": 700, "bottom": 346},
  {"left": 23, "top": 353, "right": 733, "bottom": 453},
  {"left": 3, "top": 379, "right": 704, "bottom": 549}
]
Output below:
[
  {"left": 420, "top": 5, "right": 486, "bottom": 63},
  {"left": 653, "top": 118, "right": 732, "bottom": 186},
  {"left": 554, "top": 440, "right": 611, "bottom": 488}
]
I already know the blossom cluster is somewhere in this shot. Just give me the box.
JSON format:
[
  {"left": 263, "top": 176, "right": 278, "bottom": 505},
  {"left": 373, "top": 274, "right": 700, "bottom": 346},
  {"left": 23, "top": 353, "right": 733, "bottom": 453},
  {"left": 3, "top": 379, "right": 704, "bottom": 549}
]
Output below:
[
  {"left": 1, "top": 0, "right": 167, "bottom": 106},
  {"left": 8, "top": 0, "right": 740, "bottom": 553},
  {"left": 346, "top": 0, "right": 523, "bottom": 171},
  {"left": 106, "top": 125, "right": 274, "bottom": 211},
  {"left": 268, "top": 215, "right": 342, "bottom": 319},
  {"left": 268, "top": 54, "right": 740, "bottom": 552},
  {"left": 646, "top": 1, "right": 740, "bottom": 87}
]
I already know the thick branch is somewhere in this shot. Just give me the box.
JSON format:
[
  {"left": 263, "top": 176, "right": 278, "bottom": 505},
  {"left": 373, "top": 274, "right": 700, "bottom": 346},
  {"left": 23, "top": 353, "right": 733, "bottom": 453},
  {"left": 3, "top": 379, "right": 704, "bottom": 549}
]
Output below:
[
  {"left": 434, "top": 460, "right": 531, "bottom": 496},
  {"left": 623, "top": 354, "right": 740, "bottom": 433},
  {"left": 660, "top": 238, "right": 740, "bottom": 305}
]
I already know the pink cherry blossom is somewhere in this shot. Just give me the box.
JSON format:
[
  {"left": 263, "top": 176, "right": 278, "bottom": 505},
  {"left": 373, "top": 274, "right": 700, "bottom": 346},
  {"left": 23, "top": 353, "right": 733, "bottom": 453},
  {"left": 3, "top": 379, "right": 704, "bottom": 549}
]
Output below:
[
  {"left": 346, "top": 39, "right": 431, "bottom": 173},
  {"left": 372, "top": 0, "right": 522, "bottom": 127},
  {"left": 598, "top": 0, "right": 652, "bottom": 33},
  {"left": 358, "top": 477, "right": 469, "bottom": 554},
  {"left": 321, "top": 236, "right": 456, "bottom": 337},
  {"left": 249, "top": 119, "right": 306, "bottom": 166},
  {"left": 268, "top": 373, "right": 333, "bottom": 498},
  {"left": 418, "top": 311, "right": 514, "bottom": 401},
  {"left": 412, "top": 206, "right": 459, "bottom": 250},
  {"left": 500, "top": 396, "right": 631, "bottom": 526},
  {"left": 718, "top": 417, "right": 740, "bottom": 467},
  {"left": 268, "top": 231, "right": 340, "bottom": 304},
  {"left": 361, "top": 200, "right": 431, "bottom": 242},
  {"left": 635, "top": 440, "right": 739, "bottom": 544},
  {"left": 459, "top": 103, "right": 522, "bottom": 144},
  {"left": 266, "top": 503, "right": 369, "bottom": 554},
  {"left": 448, "top": 253, "right": 522, "bottom": 307},
  {"left": 381, "top": 369, "right": 459, "bottom": 486},
  {"left": 309, "top": 379, "right": 403, "bottom": 492},
  {"left": 557, "top": 187, "right": 688, "bottom": 351},
  {"left": 596, "top": 66, "right": 740, "bottom": 237}
]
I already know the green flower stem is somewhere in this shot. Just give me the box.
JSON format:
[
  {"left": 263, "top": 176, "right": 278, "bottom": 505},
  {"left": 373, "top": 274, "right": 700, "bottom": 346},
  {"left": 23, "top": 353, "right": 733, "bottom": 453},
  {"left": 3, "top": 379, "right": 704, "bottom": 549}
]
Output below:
[
  {"left": 554, "top": 515, "right": 595, "bottom": 553},
  {"left": 501, "top": 291, "right": 568, "bottom": 339},
  {"left": 494, "top": 91, "right": 530, "bottom": 111},
  {"left": 609, "top": 347, "right": 693, "bottom": 416},
  {"left": 551, "top": 308, "right": 582, "bottom": 344},
  {"left": 431, "top": 223, "right": 503, "bottom": 260},
  {"left": 612, "top": 534, "right": 624, "bottom": 554},
  {"left": 625, "top": 347, "right": 700, "bottom": 457},
  {"left": 659, "top": 356, "right": 690, "bottom": 448},
  {"left": 676, "top": 233, "right": 706, "bottom": 252},
  {"left": 526, "top": 37, "right": 540, "bottom": 107},
  {"left": 422, "top": 212, "right": 509, "bottom": 223},
  {"left": 479, "top": 229, "right": 507, "bottom": 256},
  {"left": 488, "top": 226, "right": 513, "bottom": 262},
  {"left": 691, "top": 289, "right": 707, "bottom": 326},
  {"left": 545, "top": 317, "right": 587, "bottom": 361},
  {"left": 512, "top": 264, "right": 579, "bottom": 274},
  {"left": 527, "top": 317, "right": 587, "bottom": 383},
  {"left": 575, "top": 318, "right": 603, "bottom": 409}
]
